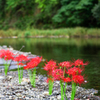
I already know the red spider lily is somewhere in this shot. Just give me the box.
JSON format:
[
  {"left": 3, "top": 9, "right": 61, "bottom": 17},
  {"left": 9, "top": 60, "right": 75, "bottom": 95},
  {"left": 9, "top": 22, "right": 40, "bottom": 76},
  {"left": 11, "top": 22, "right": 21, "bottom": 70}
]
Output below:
[
  {"left": 74, "top": 59, "right": 88, "bottom": 67},
  {"left": 63, "top": 77, "right": 71, "bottom": 83},
  {"left": 67, "top": 67, "right": 82, "bottom": 76},
  {"left": 14, "top": 54, "right": 29, "bottom": 62},
  {"left": 24, "top": 56, "right": 42, "bottom": 69},
  {"left": 44, "top": 60, "right": 58, "bottom": 71},
  {"left": 72, "top": 75, "right": 84, "bottom": 85},
  {"left": 59, "top": 61, "right": 72, "bottom": 69},
  {"left": 0, "top": 49, "right": 14, "bottom": 60},
  {"left": 52, "top": 69, "right": 64, "bottom": 80},
  {"left": 43, "top": 59, "right": 88, "bottom": 99}
]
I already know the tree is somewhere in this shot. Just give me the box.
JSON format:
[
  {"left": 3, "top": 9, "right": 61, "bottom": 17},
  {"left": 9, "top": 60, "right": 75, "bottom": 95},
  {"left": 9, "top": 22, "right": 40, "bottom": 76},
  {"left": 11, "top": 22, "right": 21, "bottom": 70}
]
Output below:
[
  {"left": 92, "top": 1, "right": 100, "bottom": 24},
  {"left": 34, "top": 0, "right": 60, "bottom": 29},
  {"left": 0, "top": 0, "right": 6, "bottom": 18},
  {"left": 52, "top": 0, "right": 98, "bottom": 27},
  {"left": 0, "top": 0, "right": 99, "bottom": 29}
]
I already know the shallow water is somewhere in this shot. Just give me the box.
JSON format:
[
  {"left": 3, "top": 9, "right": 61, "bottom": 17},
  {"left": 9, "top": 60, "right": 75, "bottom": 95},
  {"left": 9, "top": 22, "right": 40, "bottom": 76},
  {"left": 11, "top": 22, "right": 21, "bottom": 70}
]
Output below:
[{"left": 0, "top": 38, "right": 100, "bottom": 95}]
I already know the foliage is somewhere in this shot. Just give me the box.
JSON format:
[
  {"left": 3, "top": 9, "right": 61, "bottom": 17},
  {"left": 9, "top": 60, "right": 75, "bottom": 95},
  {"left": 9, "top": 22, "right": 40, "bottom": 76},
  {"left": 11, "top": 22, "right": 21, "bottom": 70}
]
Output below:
[
  {"left": 0, "top": 0, "right": 6, "bottom": 18},
  {"left": 1, "top": 27, "right": 100, "bottom": 38},
  {"left": 34, "top": 0, "right": 60, "bottom": 29},
  {"left": 6, "top": 0, "right": 35, "bottom": 15},
  {"left": 0, "top": 0, "right": 36, "bottom": 30},
  {"left": 92, "top": 1, "right": 100, "bottom": 24},
  {"left": 52, "top": 0, "right": 98, "bottom": 27},
  {"left": 35, "top": 0, "right": 58, "bottom": 12},
  {"left": 24, "top": 31, "right": 31, "bottom": 38},
  {"left": 0, "top": 0, "right": 99, "bottom": 29}
]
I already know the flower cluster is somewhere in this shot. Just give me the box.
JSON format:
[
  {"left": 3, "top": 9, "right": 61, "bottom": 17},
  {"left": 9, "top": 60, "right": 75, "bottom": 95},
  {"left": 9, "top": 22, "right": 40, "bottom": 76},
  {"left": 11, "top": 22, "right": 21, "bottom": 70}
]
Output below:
[
  {"left": 0, "top": 49, "right": 89, "bottom": 100},
  {"left": 0, "top": 49, "right": 15, "bottom": 75},
  {"left": 44, "top": 59, "right": 88, "bottom": 85},
  {"left": 14, "top": 54, "right": 29, "bottom": 62},
  {"left": 0, "top": 49, "right": 42, "bottom": 86},
  {"left": 0, "top": 49, "right": 42, "bottom": 71},
  {"left": 0, "top": 49, "right": 15, "bottom": 60},
  {"left": 0, "top": 49, "right": 30, "bottom": 67},
  {"left": 24, "top": 56, "right": 42, "bottom": 87},
  {"left": 44, "top": 59, "right": 88, "bottom": 100},
  {"left": 24, "top": 56, "right": 42, "bottom": 70}
]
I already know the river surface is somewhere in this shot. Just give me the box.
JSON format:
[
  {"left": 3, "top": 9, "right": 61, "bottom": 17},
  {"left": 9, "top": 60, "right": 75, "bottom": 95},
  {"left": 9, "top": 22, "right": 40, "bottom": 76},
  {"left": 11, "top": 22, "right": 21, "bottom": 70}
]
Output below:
[{"left": 0, "top": 38, "right": 100, "bottom": 95}]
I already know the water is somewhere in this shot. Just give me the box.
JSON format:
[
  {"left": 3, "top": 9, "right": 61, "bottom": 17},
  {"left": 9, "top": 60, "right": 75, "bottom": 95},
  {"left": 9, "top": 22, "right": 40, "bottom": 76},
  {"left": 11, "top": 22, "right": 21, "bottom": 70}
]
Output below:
[{"left": 0, "top": 38, "right": 100, "bottom": 95}]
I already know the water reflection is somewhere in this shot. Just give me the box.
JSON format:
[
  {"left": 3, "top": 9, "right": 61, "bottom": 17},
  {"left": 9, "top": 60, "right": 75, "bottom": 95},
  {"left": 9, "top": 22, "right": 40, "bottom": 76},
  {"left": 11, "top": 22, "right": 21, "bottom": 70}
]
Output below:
[{"left": 0, "top": 38, "right": 100, "bottom": 95}]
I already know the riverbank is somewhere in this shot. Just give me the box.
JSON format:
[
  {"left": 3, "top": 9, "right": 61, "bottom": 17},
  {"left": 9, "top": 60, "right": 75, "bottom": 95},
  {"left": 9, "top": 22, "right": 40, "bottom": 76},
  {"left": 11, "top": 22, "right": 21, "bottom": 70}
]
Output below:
[
  {"left": 0, "top": 70, "right": 100, "bottom": 100},
  {"left": 0, "top": 46, "right": 100, "bottom": 100},
  {"left": 0, "top": 27, "right": 100, "bottom": 38}
]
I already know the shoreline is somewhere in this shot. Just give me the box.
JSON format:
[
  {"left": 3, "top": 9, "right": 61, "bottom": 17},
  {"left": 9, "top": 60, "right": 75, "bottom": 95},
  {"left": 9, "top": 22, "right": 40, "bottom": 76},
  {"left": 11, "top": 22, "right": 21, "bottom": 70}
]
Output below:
[
  {"left": 0, "top": 46, "right": 100, "bottom": 100},
  {"left": 0, "top": 70, "right": 100, "bottom": 100},
  {"left": 1, "top": 27, "right": 100, "bottom": 39},
  {"left": 0, "top": 35, "right": 100, "bottom": 39}
]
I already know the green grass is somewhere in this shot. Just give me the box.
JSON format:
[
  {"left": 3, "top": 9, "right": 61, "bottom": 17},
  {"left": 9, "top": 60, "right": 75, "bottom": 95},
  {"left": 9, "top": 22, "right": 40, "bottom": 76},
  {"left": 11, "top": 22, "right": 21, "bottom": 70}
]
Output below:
[{"left": 0, "top": 27, "right": 100, "bottom": 38}]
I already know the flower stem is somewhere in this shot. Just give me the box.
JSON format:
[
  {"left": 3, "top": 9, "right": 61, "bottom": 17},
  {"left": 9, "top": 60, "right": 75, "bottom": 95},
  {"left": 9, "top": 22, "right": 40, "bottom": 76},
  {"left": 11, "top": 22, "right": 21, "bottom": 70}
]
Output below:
[
  {"left": 32, "top": 68, "right": 36, "bottom": 87},
  {"left": 60, "top": 81, "right": 64, "bottom": 100},
  {"left": 28, "top": 68, "right": 36, "bottom": 87},
  {"left": 18, "top": 64, "right": 23, "bottom": 84},
  {"left": 49, "top": 79, "right": 53, "bottom": 95},
  {"left": 71, "top": 82, "right": 76, "bottom": 100},
  {"left": 64, "top": 82, "right": 68, "bottom": 100},
  {"left": 4, "top": 60, "right": 10, "bottom": 76}
]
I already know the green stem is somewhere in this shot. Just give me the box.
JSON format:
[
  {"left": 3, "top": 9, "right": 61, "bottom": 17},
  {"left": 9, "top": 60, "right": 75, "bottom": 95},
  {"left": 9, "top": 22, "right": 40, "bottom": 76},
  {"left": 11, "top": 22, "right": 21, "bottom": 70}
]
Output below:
[
  {"left": 60, "top": 81, "right": 64, "bottom": 100},
  {"left": 18, "top": 63, "right": 23, "bottom": 84},
  {"left": 49, "top": 79, "right": 53, "bottom": 95},
  {"left": 64, "top": 82, "right": 68, "bottom": 100},
  {"left": 32, "top": 68, "right": 36, "bottom": 87},
  {"left": 4, "top": 60, "right": 10, "bottom": 76},
  {"left": 18, "top": 64, "right": 21, "bottom": 83},
  {"left": 71, "top": 82, "right": 76, "bottom": 100},
  {"left": 28, "top": 68, "right": 36, "bottom": 87}
]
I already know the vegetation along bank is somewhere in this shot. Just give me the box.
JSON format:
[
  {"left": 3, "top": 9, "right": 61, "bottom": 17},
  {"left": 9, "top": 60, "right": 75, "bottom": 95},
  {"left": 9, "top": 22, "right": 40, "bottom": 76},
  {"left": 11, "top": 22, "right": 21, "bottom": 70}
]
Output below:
[{"left": 1, "top": 27, "right": 100, "bottom": 38}]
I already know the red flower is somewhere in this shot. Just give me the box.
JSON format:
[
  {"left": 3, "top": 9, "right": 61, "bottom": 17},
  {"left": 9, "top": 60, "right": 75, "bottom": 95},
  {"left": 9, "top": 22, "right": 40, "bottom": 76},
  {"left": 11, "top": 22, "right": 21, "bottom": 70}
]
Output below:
[
  {"left": 63, "top": 77, "right": 71, "bottom": 83},
  {"left": 72, "top": 75, "right": 84, "bottom": 85},
  {"left": 18, "top": 62, "right": 24, "bottom": 66},
  {"left": 74, "top": 59, "right": 88, "bottom": 66},
  {"left": 44, "top": 60, "right": 58, "bottom": 71},
  {"left": 24, "top": 56, "right": 42, "bottom": 69},
  {"left": 52, "top": 69, "right": 64, "bottom": 80},
  {"left": 67, "top": 67, "right": 82, "bottom": 76},
  {"left": 14, "top": 54, "right": 28, "bottom": 62},
  {"left": 59, "top": 61, "right": 72, "bottom": 69},
  {"left": 0, "top": 49, "right": 14, "bottom": 60}
]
